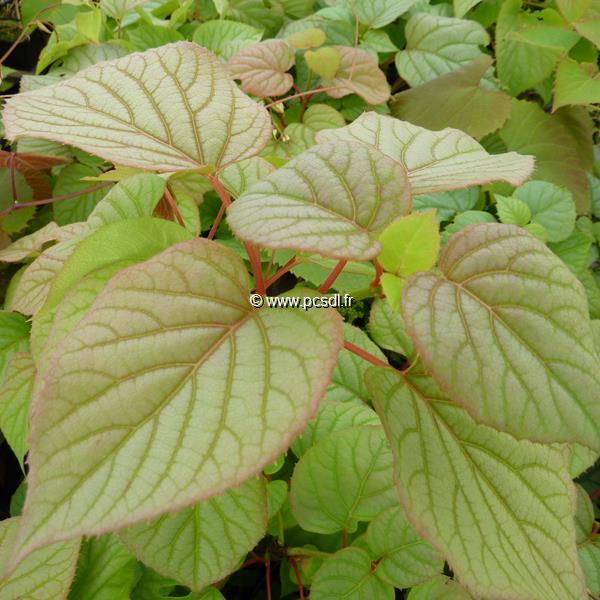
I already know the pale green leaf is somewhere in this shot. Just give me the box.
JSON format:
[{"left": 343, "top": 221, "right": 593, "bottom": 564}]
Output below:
[
  {"left": 368, "top": 368, "right": 587, "bottom": 600},
  {"left": 568, "top": 443, "right": 598, "bottom": 477},
  {"left": 513, "top": 180, "right": 576, "bottom": 242},
  {"left": 317, "top": 113, "right": 534, "bottom": 194},
  {"left": 402, "top": 223, "right": 600, "bottom": 449},
  {"left": 310, "top": 547, "right": 394, "bottom": 600},
  {"left": 290, "top": 426, "right": 397, "bottom": 533},
  {"left": 579, "top": 540, "right": 600, "bottom": 597},
  {"left": 390, "top": 56, "right": 512, "bottom": 140},
  {"left": 0, "top": 352, "right": 34, "bottom": 469},
  {"left": 354, "top": 0, "right": 420, "bottom": 27},
  {"left": 287, "top": 27, "right": 326, "bottom": 49},
  {"left": 267, "top": 479, "right": 287, "bottom": 519},
  {"left": 68, "top": 534, "right": 136, "bottom": 600},
  {"left": 218, "top": 157, "right": 276, "bottom": 199},
  {"left": 495, "top": 195, "right": 531, "bottom": 226},
  {"left": 87, "top": 173, "right": 166, "bottom": 228},
  {"left": 454, "top": 0, "right": 482, "bottom": 18},
  {"left": 227, "top": 140, "right": 411, "bottom": 261},
  {"left": 0, "top": 222, "right": 66, "bottom": 263},
  {"left": 0, "top": 311, "right": 30, "bottom": 376},
  {"left": 305, "top": 46, "right": 340, "bottom": 80},
  {"left": 574, "top": 484, "right": 594, "bottom": 544},
  {"left": 0, "top": 517, "right": 80, "bottom": 600},
  {"left": 408, "top": 577, "right": 476, "bottom": 599},
  {"left": 119, "top": 478, "right": 267, "bottom": 592},
  {"left": 554, "top": 58, "right": 600, "bottom": 110},
  {"left": 125, "top": 25, "right": 184, "bottom": 52},
  {"left": 556, "top": 0, "right": 600, "bottom": 47},
  {"left": 302, "top": 104, "right": 346, "bottom": 131},
  {"left": 192, "top": 19, "right": 263, "bottom": 59},
  {"left": 217, "top": 0, "right": 283, "bottom": 34},
  {"left": 59, "top": 42, "right": 130, "bottom": 75},
  {"left": 3, "top": 42, "right": 272, "bottom": 172},
  {"left": 366, "top": 506, "right": 444, "bottom": 588},
  {"left": 395, "top": 13, "right": 489, "bottom": 86},
  {"left": 13, "top": 239, "right": 343, "bottom": 558},
  {"left": 381, "top": 273, "right": 403, "bottom": 312},
  {"left": 413, "top": 188, "right": 479, "bottom": 222},
  {"left": 360, "top": 30, "right": 398, "bottom": 53},
  {"left": 548, "top": 230, "right": 592, "bottom": 275},
  {"left": 368, "top": 297, "right": 416, "bottom": 359}
]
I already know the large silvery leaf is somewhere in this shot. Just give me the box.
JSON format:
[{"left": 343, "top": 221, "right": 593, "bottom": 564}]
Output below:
[
  {"left": 13, "top": 238, "right": 343, "bottom": 559},
  {"left": 119, "top": 478, "right": 267, "bottom": 591},
  {"left": 395, "top": 13, "right": 489, "bottom": 86},
  {"left": 2, "top": 42, "right": 272, "bottom": 172},
  {"left": 368, "top": 369, "right": 587, "bottom": 600},
  {"left": 402, "top": 223, "right": 600, "bottom": 449},
  {"left": 0, "top": 517, "right": 80, "bottom": 600},
  {"left": 317, "top": 113, "right": 534, "bottom": 194},
  {"left": 227, "top": 140, "right": 411, "bottom": 261}
]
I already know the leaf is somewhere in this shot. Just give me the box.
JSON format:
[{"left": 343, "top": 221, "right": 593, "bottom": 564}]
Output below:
[
  {"left": 413, "top": 188, "right": 479, "bottom": 222},
  {"left": 454, "top": 0, "right": 482, "bottom": 17},
  {"left": 554, "top": 58, "right": 600, "bottom": 110},
  {"left": 290, "top": 401, "right": 380, "bottom": 457},
  {"left": 227, "top": 140, "right": 411, "bottom": 261},
  {"left": 192, "top": 19, "right": 263, "bottom": 60},
  {"left": 13, "top": 239, "right": 343, "bottom": 559},
  {"left": 125, "top": 25, "right": 184, "bottom": 52},
  {"left": 556, "top": 0, "right": 600, "bottom": 47},
  {"left": 367, "top": 368, "right": 587, "bottom": 600},
  {"left": 548, "top": 230, "right": 592, "bottom": 275},
  {"left": 408, "top": 577, "right": 476, "bottom": 599},
  {"left": 513, "top": 180, "right": 576, "bottom": 242},
  {"left": 287, "top": 27, "right": 326, "bottom": 49},
  {"left": 324, "top": 46, "right": 391, "bottom": 105},
  {"left": 568, "top": 442, "right": 599, "bottom": 477},
  {"left": 390, "top": 56, "right": 512, "bottom": 140},
  {"left": 317, "top": 113, "right": 534, "bottom": 194},
  {"left": 0, "top": 222, "right": 65, "bottom": 262},
  {"left": 2, "top": 42, "right": 272, "bottom": 172},
  {"left": 310, "top": 547, "right": 394, "bottom": 600},
  {"left": 574, "top": 484, "right": 594, "bottom": 544},
  {"left": 579, "top": 540, "right": 600, "bottom": 597},
  {"left": 0, "top": 517, "right": 80, "bottom": 600},
  {"left": 368, "top": 298, "right": 416, "bottom": 359},
  {"left": 395, "top": 13, "right": 489, "bottom": 86},
  {"left": 290, "top": 426, "right": 397, "bottom": 534},
  {"left": 353, "top": 0, "right": 419, "bottom": 27},
  {"left": 305, "top": 47, "right": 341, "bottom": 80},
  {"left": 218, "top": 156, "right": 276, "bottom": 198},
  {"left": 499, "top": 99, "right": 590, "bottom": 213},
  {"left": 402, "top": 223, "right": 600, "bottom": 449},
  {"left": 0, "top": 311, "right": 30, "bottom": 376},
  {"left": 228, "top": 40, "right": 295, "bottom": 98},
  {"left": 68, "top": 534, "right": 136, "bottom": 600},
  {"left": 87, "top": 173, "right": 166, "bottom": 228},
  {"left": 495, "top": 195, "right": 531, "bottom": 226},
  {"left": 119, "top": 478, "right": 267, "bottom": 592},
  {"left": 366, "top": 506, "right": 444, "bottom": 588},
  {"left": 302, "top": 104, "right": 346, "bottom": 131},
  {"left": 0, "top": 352, "right": 34, "bottom": 469}
]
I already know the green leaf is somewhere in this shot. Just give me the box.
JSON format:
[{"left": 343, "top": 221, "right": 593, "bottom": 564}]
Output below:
[
  {"left": 568, "top": 442, "right": 599, "bottom": 477},
  {"left": 360, "top": 30, "right": 398, "bottom": 53},
  {"left": 366, "top": 506, "right": 443, "bottom": 588},
  {"left": 227, "top": 141, "right": 411, "bottom": 261},
  {"left": 218, "top": 157, "right": 276, "bottom": 199},
  {"left": 574, "top": 484, "right": 594, "bottom": 544},
  {"left": 395, "top": 13, "right": 489, "bottom": 86},
  {"left": 495, "top": 194, "right": 532, "bottom": 226},
  {"left": 368, "top": 298, "right": 416, "bottom": 359},
  {"left": 548, "top": 229, "right": 592, "bottom": 275},
  {"left": 499, "top": 99, "right": 591, "bottom": 213},
  {"left": 556, "top": 0, "right": 600, "bottom": 47},
  {"left": 287, "top": 27, "right": 326, "bottom": 49},
  {"left": 291, "top": 401, "right": 380, "bottom": 457},
  {"left": 119, "top": 478, "right": 267, "bottom": 592},
  {"left": 0, "top": 311, "right": 30, "bottom": 376},
  {"left": 413, "top": 188, "right": 479, "bottom": 222},
  {"left": 3, "top": 42, "right": 272, "bottom": 172},
  {"left": 318, "top": 113, "right": 534, "bottom": 194},
  {"left": 305, "top": 46, "right": 341, "bottom": 80},
  {"left": 554, "top": 58, "right": 600, "bottom": 110},
  {"left": 290, "top": 426, "right": 397, "bottom": 534},
  {"left": 310, "top": 547, "right": 394, "bottom": 600},
  {"left": 216, "top": 0, "right": 283, "bottom": 35},
  {"left": 228, "top": 40, "right": 295, "bottom": 98},
  {"left": 0, "top": 352, "right": 34, "bottom": 469},
  {"left": 267, "top": 479, "right": 288, "bottom": 519},
  {"left": 353, "top": 0, "right": 419, "bottom": 27},
  {"left": 402, "top": 223, "right": 600, "bottom": 449},
  {"left": 87, "top": 173, "right": 166, "bottom": 228},
  {"left": 125, "top": 25, "right": 184, "bottom": 52},
  {"left": 512, "top": 180, "right": 576, "bottom": 242},
  {"left": 68, "top": 534, "right": 136, "bottom": 600},
  {"left": 0, "top": 517, "right": 80, "bottom": 600},
  {"left": 302, "top": 104, "right": 346, "bottom": 131},
  {"left": 13, "top": 239, "right": 343, "bottom": 559},
  {"left": 368, "top": 368, "right": 587, "bottom": 600},
  {"left": 192, "top": 19, "right": 263, "bottom": 59},
  {"left": 408, "top": 577, "right": 476, "bottom": 599},
  {"left": 579, "top": 540, "right": 600, "bottom": 597},
  {"left": 391, "top": 56, "right": 512, "bottom": 140}
]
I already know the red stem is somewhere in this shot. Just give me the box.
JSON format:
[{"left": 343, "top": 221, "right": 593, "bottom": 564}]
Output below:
[
  {"left": 164, "top": 185, "right": 185, "bottom": 227},
  {"left": 265, "top": 257, "right": 297, "bottom": 289},
  {"left": 289, "top": 558, "right": 305, "bottom": 600},
  {"left": 265, "top": 87, "right": 335, "bottom": 109},
  {"left": 591, "top": 486, "right": 600, "bottom": 501},
  {"left": 241, "top": 556, "right": 265, "bottom": 569},
  {"left": 371, "top": 258, "right": 383, "bottom": 288},
  {"left": 344, "top": 341, "right": 389, "bottom": 368},
  {"left": 209, "top": 175, "right": 232, "bottom": 207},
  {"left": 266, "top": 559, "right": 272, "bottom": 600},
  {"left": 207, "top": 201, "right": 226, "bottom": 240},
  {"left": 318, "top": 259, "right": 347, "bottom": 293}
]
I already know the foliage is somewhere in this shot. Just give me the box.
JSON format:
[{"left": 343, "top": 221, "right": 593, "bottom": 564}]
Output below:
[{"left": 0, "top": 0, "right": 598, "bottom": 599}]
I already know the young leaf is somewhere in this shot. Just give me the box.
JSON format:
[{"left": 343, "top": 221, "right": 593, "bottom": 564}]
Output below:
[
  {"left": 366, "top": 506, "right": 444, "bottom": 588},
  {"left": 302, "top": 104, "right": 346, "bottom": 131},
  {"left": 556, "top": 0, "right": 600, "bottom": 48},
  {"left": 402, "top": 223, "right": 600, "bottom": 449},
  {"left": 13, "top": 239, "right": 343, "bottom": 559},
  {"left": 495, "top": 195, "right": 531, "bottom": 226},
  {"left": 192, "top": 19, "right": 263, "bottom": 59},
  {"left": 305, "top": 47, "right": 341, "bottom": 80},
  {"left": 317, "top": 113, "right": 534, "bottom": 194},
  {"left": 218, "top": 156, "right": 276, "bottom": 198},
  {"left": 395, "top": 13, "right": 489, "bottom": 86},
  {"left": 0, "top": 517, "right": 80, "bottom": 600},
  {"left": 2, "top": 42, "right": 272, "bottom": 172},
  {"left": 287, "top": 27, "right": 326, "bottom": 50},
  {"left": 408, "top": 577, "right": 476, "bottom": 599},
  {"left": 0, "top": 221, "right": 67, "bottom": 263},
  {"left": 368, "top": 298, "right": 416, "bottom": 359},
  {"left": 0, "top": 311, "right": 30, "bottom": 376},
  {"left": 228, "top": 40, "right": 295, "bottom": 98},
  {"left": 579, "top": 540, "right": 600, "bottom": 598},
  {"left": 227, "top": 140, "right": 411, "bottom": 261},
  {"left": 553, "top": 58, "right": 600, "bottom": 111},
  {"left": 310, "top": 547, "right": 394, "bottom": 600},
  {"left": 353, "top": 0, "right": 419, "bottom": 27},
  {"left": 118, "top": 478, "right": 267, "bottom": 592},
  {"left": 574, "top": 484, "right": 594, "bottom": 544},
  {"left": 412, "top": 188, "right": 479, "bottom": 222},
  {"left": 367, "top": 368, "right": 587, "bottom": 600},
  {"left": 290, "top": 426, "right": 397, "bottom": 534}
]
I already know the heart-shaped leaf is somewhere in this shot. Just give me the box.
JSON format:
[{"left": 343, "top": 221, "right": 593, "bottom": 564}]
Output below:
[
  {"left": 317, "top": 113, "right": 534, "bottom": 194},
  {"left": 554, "top": 58, "right": 600, "bottom": 111},
  {"left": 354, "top": 0, "right": 419, "bottom": 28},
  {"left": 13, "top": 238, "right": 343, "bottom": 561},
  {"left": 402, "top": 223, "right": 600, "bottom": 449},
  {"left": 2, "top": 42, "right": 272, "bottom": 172},
  {"left": 227, "top": 140, "right": 411, "bottom": 261},
  {"left": 305, "top": 47, "right": 340, "bottom": 80}
]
